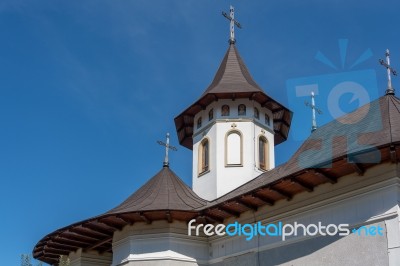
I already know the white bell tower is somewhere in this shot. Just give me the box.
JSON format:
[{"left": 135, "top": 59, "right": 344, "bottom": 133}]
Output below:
[
  {"left": 191, "top": 99, "right": 275, "bottom": 200},
  {"left": 174, "top": 9, "right": 292, "bottom": 200}
]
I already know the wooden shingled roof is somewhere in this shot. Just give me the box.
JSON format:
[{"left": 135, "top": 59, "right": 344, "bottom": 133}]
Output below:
[
  {"left": 33, "top": 94, "right": 400, "bottom": 265},
  {"left": 33, "top": 167, "right": 208, "bottom": 265},
  {"left": 106, "top": 167, "right": 208, "bottom": 213},
  {"left": 174, "top": 43, "right": 292, "bottom": 150}
]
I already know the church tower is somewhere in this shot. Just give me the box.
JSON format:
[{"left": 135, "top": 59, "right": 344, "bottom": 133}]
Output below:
[{"left": 174, "top": 8, "right": 291, "bottom": 201}]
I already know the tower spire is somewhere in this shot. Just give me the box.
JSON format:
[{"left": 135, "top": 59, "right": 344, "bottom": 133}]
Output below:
[
  {"left": 379, "top": 49, "right": 397, "bottom": 95},
  {"left": 305, "top": 91, "right": 322, "bottom": 133},
  {"left": 222, "top": 5, "right": 242, "bottom": 44},
  {"left": 157, "top": 133, "right": 177, "bottom": 167}
]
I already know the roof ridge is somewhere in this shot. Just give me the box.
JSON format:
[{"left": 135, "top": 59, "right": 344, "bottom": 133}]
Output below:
[
  {"left": 389, "top": 94, "right": 400, "bottom": 113},
  {"left": 139, "top": 168, "right": 165, "bottom": 210},
  {"left": 166, "top": 168, "right": 172, "bottom": 208},
  {"left": 232, "top": 44, "right": 263, "bottom": 90},
  {"left": 171, "top": 171, "right": 208, "bottom": 208},
  {"left": 202, "top": 44, "right": 264, "bottom": 95},
  {"left": 387, "top": 95, "right": 398, "bottom": 146},
  {"left": 107, "top": 168, "right": 165, "bottom": 212}
]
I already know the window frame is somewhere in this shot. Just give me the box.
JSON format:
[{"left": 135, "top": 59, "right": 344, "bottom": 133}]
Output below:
[
  {"left": 198, "top": 138, "right": 210, "bottom": 176},
  {"left": 258, "top": 135, "right": 269, "bottom": 171},
  {"left": 221, "top": 105, "right": 230, "bottom": 117},
  {"left": 225, "top": 130, "right": 243, "bottom": 167}
]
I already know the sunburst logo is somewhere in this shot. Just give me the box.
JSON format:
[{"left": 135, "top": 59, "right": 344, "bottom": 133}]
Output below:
[
  {"left": 315, "top": 39, "right": 373, "bottom": 70},
  {"left": 286, "top": 39, "right": 382, "bottom": 167}
]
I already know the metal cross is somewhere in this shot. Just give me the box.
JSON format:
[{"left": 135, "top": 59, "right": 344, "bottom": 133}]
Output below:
[
  {"left": 379, "top": 49, "right": 397, "bottom": 95},
  {"left": 222, "top": 5, "right": 242, "bottom": 44},
  {"left": 157, "top": 133, "right": 177, "bottom": 167},
  {"left": 305, "top": 91, "right": 322, "bottom": 133}
]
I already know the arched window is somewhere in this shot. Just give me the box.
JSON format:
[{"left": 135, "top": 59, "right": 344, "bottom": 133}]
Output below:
[
  {"left": 221, "top": 105, "right": 230, "bottom": 116},
  {"left": 199, "top": 139, "right": 209, "bottom": 174},
  {"left": 226, "top": 131, "right": 242, "bottom": 166},
  {"left": 265, "top": 114, "right": 270, "bottom": 125},
  {"left": 254, "top": 108, "right": 260, "bottom": 119},
  {"left": 259, "top": 136, "right": 269, "bottom": 170},
  {"left": 238, "top": 104, "right": 246, "bottom": 116},
  {"left": 209, "top": 109, "right": 214, "bottom": 121},
  {"left": 197, "top": 117, "right": 202, "bottom": 129}
]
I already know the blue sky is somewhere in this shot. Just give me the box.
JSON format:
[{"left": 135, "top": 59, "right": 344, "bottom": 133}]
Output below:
[{"left": 0, "top": 1, "right": 399, "bottom": 265}]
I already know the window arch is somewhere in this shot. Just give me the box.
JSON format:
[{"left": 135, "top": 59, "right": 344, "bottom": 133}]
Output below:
[
  {"left": 221, "top": 105, "right": 230, "bottom": 116},
  {"left": 197, "top": 117, "right": 202, "bottom": 129},
  {"left": 225, "top": 131, "right": 242, "bottom": 166},
  {"left": 238, "top": 104, "right": 246, "bottom": 116},
  {"left": 265, "top": 114, "right": 270, "bottom": 125},
  {"left": 254, "top": 108, "right": 260, "bottom": 119},
  {"left": 258, "top": 136, "right": 269, "bottom": 170},
  {"left": 209, "top": 109, "right": 214, "bottom": 121},
  {"left": 198, "top": 138, "right": 209, "bottom": 174}
]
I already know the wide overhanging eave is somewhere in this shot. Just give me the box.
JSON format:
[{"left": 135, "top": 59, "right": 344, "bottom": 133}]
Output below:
[{"left": 174, "top": 91, "right": 292, "bottom": 150}]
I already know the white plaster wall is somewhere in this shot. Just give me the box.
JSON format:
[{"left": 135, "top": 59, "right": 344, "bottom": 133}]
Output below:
[
  {"left": 192, "top": 99, "right": 274, "bottom": 200},
  {"left": 69, "top": 249, "right": 112, "bottom": 266},
  {"left": 112, "top": 221, "right": 208, "bottom": 266},
  {"left": 68, "top": 164, "right": 400, "bottom": 266},
  {"left": 192, "top": 120, "right": 218, "bottom": 201},
  {"left": 215, "top": 120, "right": 274, "bottom": 198},
  {"left": 207, "top": 163, "right": 400, "bottom": 266}
]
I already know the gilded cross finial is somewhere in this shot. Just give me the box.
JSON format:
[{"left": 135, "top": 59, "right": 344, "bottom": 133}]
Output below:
[
  {"left": 222, "top": 5, "right": 242, "bottom": 44},
  {"left": 157, "top": 133, "right": 177, "bottom": 167},
  {"left": 379, "top": 49, "right": 397, "bottom": 95},
  {"left": 305, "top": 91, "right": 322, "bottom": 133}
]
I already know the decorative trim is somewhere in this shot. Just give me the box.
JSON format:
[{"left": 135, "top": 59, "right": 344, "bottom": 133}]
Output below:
[
  {"left": 192, "top": 119, "right": 274, "bottom": 139},
  {"left": 198, "top": 137, "right": 211, "bottom": 176},
  {"left": 198, "top": 169, "right": 210, "bottom": 177},
  {"left": 225, "top": 129, "right": 243, "bottom": 167},
  {"left": 257, "top": 134, "right": 269, "bottom": 170}
]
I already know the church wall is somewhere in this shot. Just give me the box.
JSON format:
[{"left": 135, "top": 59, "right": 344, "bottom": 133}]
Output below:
[
  {"left": 209, "top": 222, "right": 388, "bottom": 266},
  {"left": 68, "top": 249, "right": 112, "bottom": 266},
  {"left": 111, "top": 220, "right": 208, "bottom": 266},
  {"left": 192, "top": 99, "right": 274, "bottom": 200},
  {"left": 214, "top": 119, "right": 273, "bottom": 198},
  {"left": 192, "top": 105, "right": 218, "bottom": 200},
  {"left": 67, "top": 164, "right": 400, "bottom": 266},
  {"left": 66, "top": 164, "right": 399, "bottom": 266},
  {"left": 118, "top": 259, "right": 206, "bottom": 266},
  {"left": 207, "top": 163, "right": 399, "bottom": 266}
]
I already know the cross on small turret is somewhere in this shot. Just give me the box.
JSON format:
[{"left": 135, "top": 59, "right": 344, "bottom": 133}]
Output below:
[
  {"left": 379, "top": 49, "right": 397, "bottom": 95},
  {"left": 157, "top": 133, "right": 177, "bottom": 167},
  {"left": 222, "top": 5, "right": 242, "bottom": 44},
  {"left": 305, "top": 91, "right": 322, "bottom": 133}
]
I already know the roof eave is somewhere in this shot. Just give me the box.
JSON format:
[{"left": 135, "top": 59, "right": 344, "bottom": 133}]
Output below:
[{"left": 174, "top": 90, "right": 292, "bottom": 150}]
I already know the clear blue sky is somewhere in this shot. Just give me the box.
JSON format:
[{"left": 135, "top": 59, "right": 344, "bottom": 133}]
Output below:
[{"left": 0, "top": 1, "right": 399, "bottom": 265}]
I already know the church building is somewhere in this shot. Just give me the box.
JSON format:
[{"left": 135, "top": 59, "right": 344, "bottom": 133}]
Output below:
[{"left": 33, "top": 7, "right": 400, "bottom": 266}]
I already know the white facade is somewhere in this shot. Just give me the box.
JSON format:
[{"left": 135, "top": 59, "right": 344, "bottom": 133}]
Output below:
[
  {"left": 111, "top": 221, "right": 208, "bottom": 266},
  {"left": 69, "top": 162, "right": 400, "bottom": 266},
  {"left": 192, "top": 99, "right": 275, "bottom": 201},
  {"left": 206, "top": 162, "right": 399, "bottom": 266}
]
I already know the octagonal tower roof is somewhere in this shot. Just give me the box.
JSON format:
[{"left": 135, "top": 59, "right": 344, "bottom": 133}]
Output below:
[{"left": 174, "top": 43, "right": 292, "bottom": 150}]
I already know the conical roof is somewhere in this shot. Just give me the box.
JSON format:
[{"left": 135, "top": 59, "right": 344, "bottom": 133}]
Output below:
[
  {"left": 202, "top": 43, "right": 264, "bottom": 94},
  {"left": 175, "top": 43, "right": 292, "bottom": 149},
  {"left": 107, "top": 166, "right": 208, "bottom": 213},
  {"left": 32, "top": 166, "right": 207, "bottom": 265}
]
